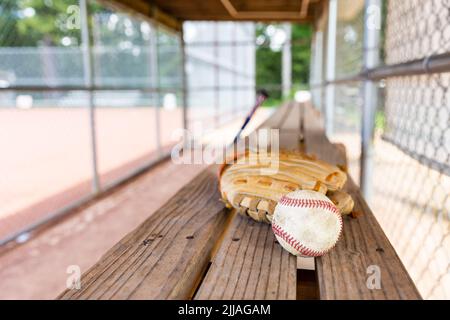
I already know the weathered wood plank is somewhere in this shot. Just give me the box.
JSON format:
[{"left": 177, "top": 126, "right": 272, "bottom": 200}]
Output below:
[
  {"left": 58, "top": 101, "right": 420, "bottom": 300},
  {"left": 195, "top": 103, "right": 303, "bottom": 300},
  {"left": 194, "top": 214, "right": 297, "bottom": 299},
  {"left": 149, "top": 0, "right": 318, "bottom": 22},
  {"left": 302, "top": 103, "right": 421, "bottom": 300},
  {"left": 258, "top": 102, "right": 293, "bottom": 129},
  {"left": 58, "top": 166, "right": 229, "bottom": 300}
]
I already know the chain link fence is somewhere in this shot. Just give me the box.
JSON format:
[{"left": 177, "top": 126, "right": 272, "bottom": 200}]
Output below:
[
  {"left": 0, "top": 0, "right": 258, "bottom": 246},
  {"left": 373, "top": 0, "right": 450, "bottom": 299},
  {"left": 184, "top": 21, "right": 256, "bottom": 133},
  {"left": 310, "top": 0, "right": 449, "bottom": 299}
]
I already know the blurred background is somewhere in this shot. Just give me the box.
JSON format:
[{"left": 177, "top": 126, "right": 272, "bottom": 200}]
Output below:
[{"left": 0, "top": 0, "right": 448, "bottom": 299}]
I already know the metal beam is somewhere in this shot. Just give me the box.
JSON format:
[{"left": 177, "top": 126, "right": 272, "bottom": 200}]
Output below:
[
  {"left": 214, "top": 23, "right": 220, "bottom": 127},
  {"left": 325, "top": 0, "right": 337, "bottom": 137},
  {"left": 180, "top": 24, "right": 189, "bottom": 132},
  {"left": 368, "top": 52, "right": 450, "bottom": 79},
  {"left": 309, "top": 30, "right": 324, "bottom": 110},
  {"left": 0, "top": 85, "right": 179, "bottom": 92},
  {"left": 360, "top": 0, "right": 381, "bottom": 200},
  {"left": 150, "top": 21, "right": 162, "bottom": 158},
  {"left": 80, "top": 0, "right": 100, "bottom": 194},
  {"left": 282, "top": 23, "right": 292, "bottom": 99},
  {"left": 310, "top": 51, "right": 450, "bottom": 88},
  {"left": 232, "top": 23, "right": 238, "bottom": 117},
  {"left": 281, "top": 23, "right": 292, "bottom": 99}
]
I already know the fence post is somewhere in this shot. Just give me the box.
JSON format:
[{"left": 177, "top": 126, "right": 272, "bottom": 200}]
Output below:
[
  {"left": 180, "top": 24, "right": 188, "bottom": 133},
  {"left": 79, "top": 0, "right": 100, "bottom": 193},
  {"left": 361, "top": 0, "right": 381, "bottom": 200},
  {"left": 309, "top": 30, "right": 324, "bottom": 111},
  {"left": 150, "top": 21, "right": 162, "bottom": 157},
  {"left": 325, "top": 0, "right": 337, "bottom": 137},
  {"left": 282, "top": 23, "right": 292, "bottom": 99},
  {"left": 232, "top": 23, "right": 238, "bottom": 118},
  {"left": 214, "top": 23, "right": 220, "bottom": 128}
]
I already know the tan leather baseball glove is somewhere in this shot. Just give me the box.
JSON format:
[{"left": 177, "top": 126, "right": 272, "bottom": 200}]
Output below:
[{"left": 219, "top": 149, "right": 354, "bottom": 223}]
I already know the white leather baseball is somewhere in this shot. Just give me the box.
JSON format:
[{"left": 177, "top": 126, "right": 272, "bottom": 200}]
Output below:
[{"left": 271, "top": 190, "right": 343, "bottom": 257}]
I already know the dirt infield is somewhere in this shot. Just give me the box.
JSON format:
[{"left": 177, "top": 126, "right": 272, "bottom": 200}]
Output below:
[
  {"left": 0, "top": 107, "right": 271, "bottom": 299},
  {"left": 0, "top": 107, "right": 182, "bottom": 240},
  {"left": 0, "top": 160, "right": 207, "bottom": 299},
  {"left": 0, "top": 107, "right": 271, "bottom": 241}
]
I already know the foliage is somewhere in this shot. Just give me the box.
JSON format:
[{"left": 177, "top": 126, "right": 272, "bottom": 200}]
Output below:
[
  {"left": 1, "top": 1, "right": 312, "bottom": 99},
  {"left": 291, "top": 24, "right": 312, "bottom": 86},
  {"left": 0, "top": 0, "right": 82, "bottom": 46},
  {"left": 255, "top": 23, "right": 312, "bottom": 106},
  {"left": 375, "top": 110, "right": 386, "bottom": 131}
]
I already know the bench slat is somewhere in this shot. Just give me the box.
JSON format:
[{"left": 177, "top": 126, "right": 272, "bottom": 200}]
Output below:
[
  {"left": 59, "top": 166, "right": 229, "bottom": 300},
  {"left": 302, "top": 104, "right": 421, "bottom": 300},
  {"left": 194, "top": 214, "right": 297, "bottom": 299},
  {"left": 258, "top": 102, "right": 294, "bottom": 129}
]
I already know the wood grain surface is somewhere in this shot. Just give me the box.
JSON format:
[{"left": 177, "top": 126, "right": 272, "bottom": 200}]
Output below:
[
  {"left": 194, "top": 214, "right": 297, "bottom": 299},
  {"left": 58, "top": 102, "right": 420, "bottom": 300},
  {"left": 58, "top": 166, "right": 229, "bottom": 299}
]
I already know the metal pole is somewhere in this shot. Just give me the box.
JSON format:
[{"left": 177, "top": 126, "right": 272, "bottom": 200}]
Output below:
[
  {"left": 325, "top": 0, "right": 337, "bottom": 137},
  {"left": 311, "top": 31, "right": 324, "bottom": 110},
  {"left": 360, "top": 0, "right": 381, "bottom": 200},
  {"left": 150, "top": 22, "right": 162, "bottom": 157},
  {"left": 232, "top": 23, "right": 238, "bottom": 118},
  {"left": 282, "top": 23, "right": 292, "bottom": 99},
  {"left": 214, "top": 23, "right": 220, "bottom": 127},
  {"left": 80, "top": 0, "right": 100, "bottom": 193},
  {"left": 180, "top": 24, "right": 189, "bottom": 133}
]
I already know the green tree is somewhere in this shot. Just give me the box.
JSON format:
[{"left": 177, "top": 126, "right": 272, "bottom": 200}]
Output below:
[
  {"left": 292, "top": 24, "right": 312, "bottom": 88},
  {"left": 255, "top": 23, "right": 312, "bottom": 105},
  {"left": 255, "top": 23, "right": 281, "bottom": 101},
  {"left": 0, "top": 0, "right": 83, "bottom": 46}
]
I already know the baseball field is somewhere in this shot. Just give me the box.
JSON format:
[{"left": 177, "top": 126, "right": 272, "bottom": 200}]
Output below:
[{"left": 0, "top": 107, "right": 183, "bottom": 240}]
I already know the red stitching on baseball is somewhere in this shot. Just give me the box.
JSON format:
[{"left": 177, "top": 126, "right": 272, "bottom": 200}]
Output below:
[
  {"left": 272, "top": 222, "right": 324, "bottom": 256},
  {"left": 272, "top": 222, "right": 341, "bottom": 257},
  {"left": 279, "top": 196, "right": 340, "bottom": 216}
]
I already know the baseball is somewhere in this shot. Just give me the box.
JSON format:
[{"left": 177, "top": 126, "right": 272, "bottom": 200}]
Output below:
[{"left": 272, "top": 190, "right": 343, "bottom": 257}]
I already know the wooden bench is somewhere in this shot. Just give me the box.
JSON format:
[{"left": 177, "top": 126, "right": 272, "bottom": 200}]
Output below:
[{"left": 59, "top": 102, "right": 421, "bottom": 300}]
